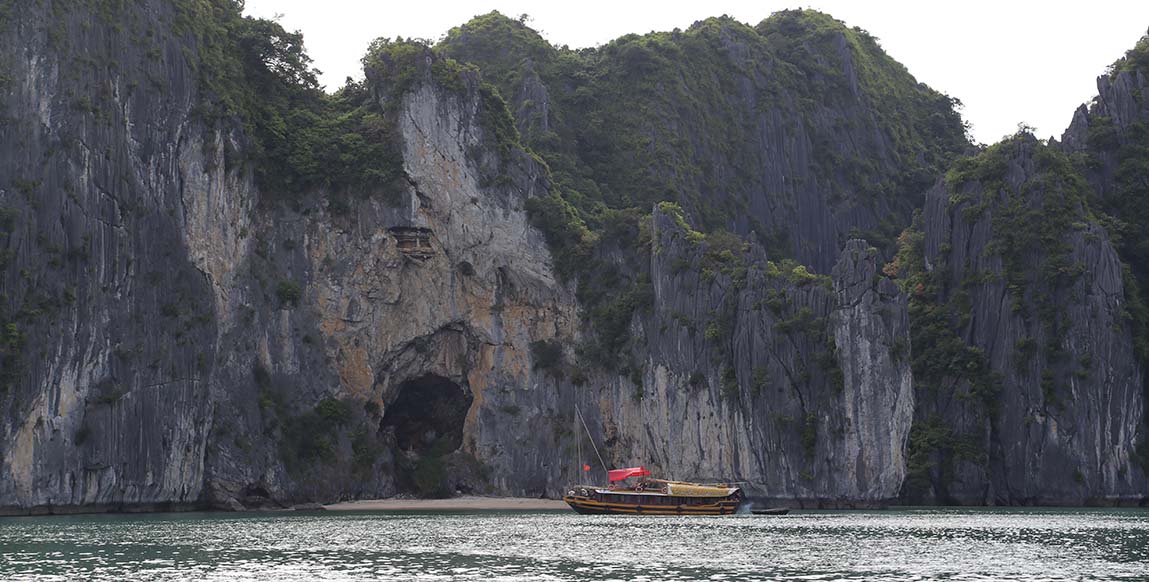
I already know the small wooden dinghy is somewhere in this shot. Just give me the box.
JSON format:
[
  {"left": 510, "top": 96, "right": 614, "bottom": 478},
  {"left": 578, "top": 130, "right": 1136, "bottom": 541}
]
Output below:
[{"left": 751, "top": 507, "right": 790, "bottom": 515}]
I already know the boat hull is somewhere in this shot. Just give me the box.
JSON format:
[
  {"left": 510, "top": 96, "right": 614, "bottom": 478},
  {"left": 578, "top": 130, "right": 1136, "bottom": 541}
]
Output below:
[
  {"left": 562, "top": 495, "right": 741, "bottom": 515},
  {"left": 751, "top": 508, "right": 790, "bottom": 516}
]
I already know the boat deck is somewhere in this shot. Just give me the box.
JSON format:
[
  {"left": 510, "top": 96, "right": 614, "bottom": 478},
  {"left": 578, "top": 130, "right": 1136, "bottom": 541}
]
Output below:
[{"left": 563, "top": 479, "right": 743, "bottom": 515}]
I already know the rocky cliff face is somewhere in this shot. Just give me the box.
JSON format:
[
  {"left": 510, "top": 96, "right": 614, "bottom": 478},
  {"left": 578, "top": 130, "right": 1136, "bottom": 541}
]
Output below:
[
  {"left": 2, "top": 2, "right": 1146, "bottom": 513},
  {"left": 199, "top": 62, "right": 581, "bottom": 506},
  {"left": 0, "top": 0, "right": 580, "bottom": 511},
  {"left": 0, "top": 0, "right": 234, "bottom": 511},
  {"left": 1061, "top": 57, "right": 1149, "bottom": 363},
  {"left": 896, "top": 137, "right": 1147, "bottom": 504},
  {"left": 439, "top": 11, "right": 969, "bottom": 272},
  {"left": 1062, "top": 61, "right": 1149, "bottom": 158},
  {"left": 589, "top": 212, "right": 914, "bottom": 504},
  {"left": 0, "top": 1, "right": 919, "bottom": 511}
]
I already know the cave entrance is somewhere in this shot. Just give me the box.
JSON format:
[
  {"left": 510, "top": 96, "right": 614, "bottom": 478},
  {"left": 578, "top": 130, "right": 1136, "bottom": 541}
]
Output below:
[{"left": 381, "top": 374, "right": 473, "bottom": 497}]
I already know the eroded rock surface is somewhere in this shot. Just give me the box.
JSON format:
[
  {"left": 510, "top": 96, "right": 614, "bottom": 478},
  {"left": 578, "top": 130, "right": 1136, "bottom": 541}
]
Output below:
[
  {"left": 2, "top": 2, "right": 1145, "bottom": 513},
  {"left": 905, "top": 137, "right": 1146, "bottom": 504}
]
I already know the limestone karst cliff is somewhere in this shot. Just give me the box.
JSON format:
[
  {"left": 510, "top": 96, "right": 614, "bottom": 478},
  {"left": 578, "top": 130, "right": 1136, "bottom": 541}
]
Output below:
[
  {"left": 605, "top": 212, "right": 914, "bottom": 504},
  {"left": 892, "top": 137, "right": 1145, "bottom": 504},
  {"left": 0, "top": 1, "right": 1146, "bottom": 513},
  {"left": 438, "top": 10, "right": 969, "bottom": 274},
  {"left": 0, "top": 0, "right": 580, "bottom": 510}
]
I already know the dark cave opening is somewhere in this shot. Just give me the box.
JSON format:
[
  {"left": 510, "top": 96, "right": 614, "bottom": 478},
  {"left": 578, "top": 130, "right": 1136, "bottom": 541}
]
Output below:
[
  {"left": 381, "top": 374, "right": 473, "bottom": 497},
  {"left": 382, "top": 374, "right": 472, "bottom": 454}
]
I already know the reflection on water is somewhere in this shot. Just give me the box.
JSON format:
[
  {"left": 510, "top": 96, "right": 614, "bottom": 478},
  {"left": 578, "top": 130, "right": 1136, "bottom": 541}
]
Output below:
[{"left": 1, "top": 507, "right": 1148, "bottom": 581}]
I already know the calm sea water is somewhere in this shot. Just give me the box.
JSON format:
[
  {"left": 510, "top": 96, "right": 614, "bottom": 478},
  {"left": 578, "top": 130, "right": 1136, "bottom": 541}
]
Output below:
[{"left": 1, "top": 507, "right": 1147, "bottom": 581}]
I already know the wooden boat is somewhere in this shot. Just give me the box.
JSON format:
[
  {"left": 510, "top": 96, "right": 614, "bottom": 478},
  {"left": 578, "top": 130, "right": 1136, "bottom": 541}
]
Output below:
[
  {"left": 751, "top": 507, "right": 790, "bottom": 515},
  {"left": 563, "top": 467, "right": 744, "bottom": 515}
]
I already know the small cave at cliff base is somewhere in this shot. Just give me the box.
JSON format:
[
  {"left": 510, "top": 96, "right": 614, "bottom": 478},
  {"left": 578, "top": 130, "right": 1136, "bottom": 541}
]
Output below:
[{"left": 381, "top": 374, "right": 472, "bottom": 497}]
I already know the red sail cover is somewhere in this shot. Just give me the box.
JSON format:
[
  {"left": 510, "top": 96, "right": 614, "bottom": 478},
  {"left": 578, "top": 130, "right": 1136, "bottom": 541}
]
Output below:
[{"left": 608, "top": 467, "right": 651, "bottom": 482}]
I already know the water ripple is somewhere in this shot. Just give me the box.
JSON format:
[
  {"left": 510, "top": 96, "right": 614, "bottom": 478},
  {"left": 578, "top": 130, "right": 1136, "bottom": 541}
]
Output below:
[{"left": 0, "top": 507, "right": 1147, "bottom": 581}]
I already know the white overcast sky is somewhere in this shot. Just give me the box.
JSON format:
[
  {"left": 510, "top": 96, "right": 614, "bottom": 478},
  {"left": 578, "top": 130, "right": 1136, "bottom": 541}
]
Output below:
[{"left": 243, "top": 0, "right": 1149, "bottom": 145}]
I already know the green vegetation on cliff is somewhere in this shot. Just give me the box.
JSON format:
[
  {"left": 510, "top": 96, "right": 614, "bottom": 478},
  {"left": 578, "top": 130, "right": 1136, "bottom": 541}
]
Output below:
[
  {"left": 1109, "top": 29, "right": 1149, "bottom": 75},
  {"left": 0, "top": 0, "right": 13, "bottom": 30},
  {"left": 1088, "top": 38, "right": 1149, "bottom": 462},
  {"left": 890, "top": 131, "right": 1147, "bottom": 498},
  {"left": 949, "top": 138, "right": 1092, "bottom": 315},
  {"left": 0, "top": 207, "right": 20, "bottom": 393},
  {"left": 175, "top": 0, "right": 406, "bottom": 203},
  {"left": 1083, "top": 121, "right": 1149, "bottom": 363},
  {"left": 888, "top": 215, "right": 997, "bottom": 499},
  {"left": 438, "top": 10, "right": 968, "bottom": 370},
  {"left": 441, "top": 10, "right": 967, "bottom": 246},
  {"left": 758, "top": 10, "right": 969, "bottom": 206},
  {"left": 122, "top": 6, "right": 968, "bottom": 378}
]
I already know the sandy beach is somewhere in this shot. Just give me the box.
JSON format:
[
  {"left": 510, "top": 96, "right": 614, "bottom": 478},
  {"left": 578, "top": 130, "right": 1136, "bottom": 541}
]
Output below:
[{"left": 323, "top": 496, "right": 567, "bottom": 511}]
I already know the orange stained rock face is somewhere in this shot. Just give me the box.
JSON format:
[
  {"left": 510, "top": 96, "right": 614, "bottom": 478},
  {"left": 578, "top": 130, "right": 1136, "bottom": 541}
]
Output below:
[
  {"left": 468, "top": 302, "right": 495, "bottom": 331},
  {"left": 336, "top": 342, "right": 376, "bottom": 399},
  {"left": 317, "top": 299, "right": 348, "bottom": 338},
  {"left": 463, "top": 357, "right": 489, "bottom": 440}
]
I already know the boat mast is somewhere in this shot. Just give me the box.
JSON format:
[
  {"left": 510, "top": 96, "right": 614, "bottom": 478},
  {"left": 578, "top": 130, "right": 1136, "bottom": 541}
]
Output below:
[{"left": 575, "top": 404, "right": 609, "bottom": 478}]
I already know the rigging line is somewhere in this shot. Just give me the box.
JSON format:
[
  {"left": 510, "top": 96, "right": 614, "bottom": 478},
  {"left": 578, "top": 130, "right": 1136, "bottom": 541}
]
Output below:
[
  {"left": 576, "top": 406, "right": 582, "bottom": 481},
  {"left": 576, "top": 403, "right": 609, "bottom": 474}
]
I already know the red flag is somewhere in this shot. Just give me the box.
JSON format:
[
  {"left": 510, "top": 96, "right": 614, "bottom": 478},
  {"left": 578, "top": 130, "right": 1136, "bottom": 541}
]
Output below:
[{"left": 583, "top": 464, "right": 591, "bottom": 472}]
